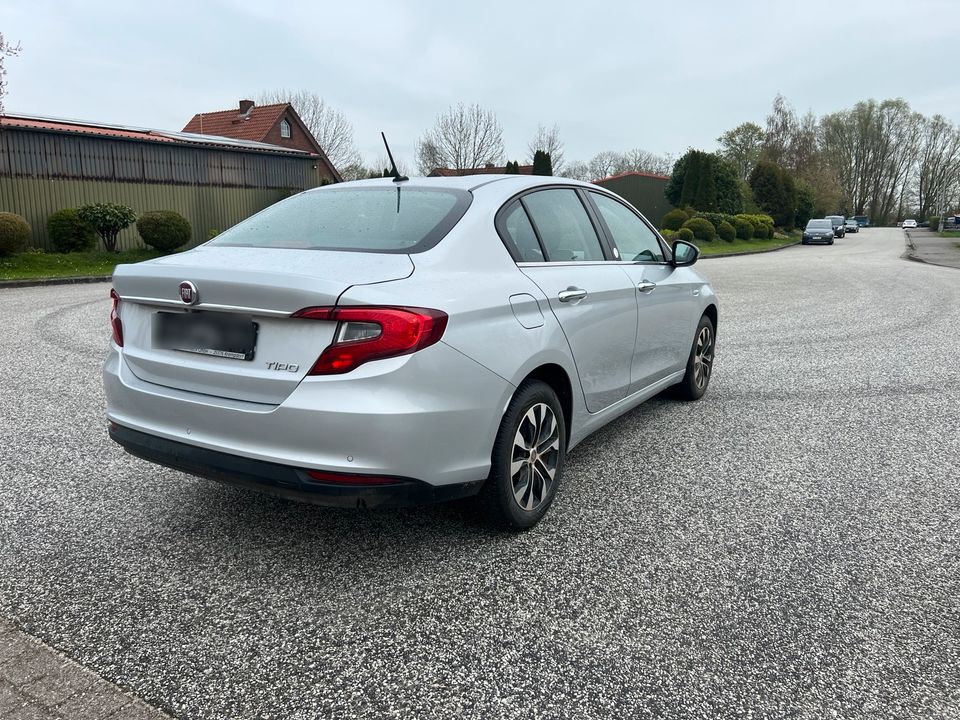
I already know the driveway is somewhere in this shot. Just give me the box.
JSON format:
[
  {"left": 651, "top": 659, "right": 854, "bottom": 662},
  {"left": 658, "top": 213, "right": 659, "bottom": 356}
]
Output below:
[{"left": 0, "top": 227, "right": 957, "bottom": 719}]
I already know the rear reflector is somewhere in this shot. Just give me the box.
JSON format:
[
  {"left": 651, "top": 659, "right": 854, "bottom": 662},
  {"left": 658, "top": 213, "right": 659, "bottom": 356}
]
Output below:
[
  {"left": 305, "top": 469, "right": 403, "bottom": 486},
  {"left": 293, "top": 306, "right": 448, "bottom": 375},
  {"left": 110, "top": 289, "right": 123, "bottom": 347}
]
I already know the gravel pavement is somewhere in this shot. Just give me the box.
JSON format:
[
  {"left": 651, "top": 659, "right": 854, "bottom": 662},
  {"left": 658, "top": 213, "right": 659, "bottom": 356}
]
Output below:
[{"left": 0, "top": 227, "right": 957, "bottom": 719}]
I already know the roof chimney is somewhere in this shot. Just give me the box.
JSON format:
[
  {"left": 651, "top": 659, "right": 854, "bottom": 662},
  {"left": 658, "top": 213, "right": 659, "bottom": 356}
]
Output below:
[{"left": 238, "top": 99, "right": 254, "bottom": 116}]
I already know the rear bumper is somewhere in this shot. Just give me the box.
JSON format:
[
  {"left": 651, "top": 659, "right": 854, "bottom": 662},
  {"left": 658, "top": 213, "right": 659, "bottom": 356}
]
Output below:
[{"left": 110, "top": 423, "right": 484, "bottom": 508}]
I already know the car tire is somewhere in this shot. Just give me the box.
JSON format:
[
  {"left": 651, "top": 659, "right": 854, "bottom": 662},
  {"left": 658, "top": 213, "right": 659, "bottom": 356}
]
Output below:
[
  {"left": 674, "top": 315, "right": 715, "bottom": 401},
  {"left": 801, "top": 240, "right": 808, "bottom": 245},
  {"left": 479, "top": 380, "right": 566, "bottom": 530},
  {"left": 829, "top": 239, "right": 835, "bottom": 245}
]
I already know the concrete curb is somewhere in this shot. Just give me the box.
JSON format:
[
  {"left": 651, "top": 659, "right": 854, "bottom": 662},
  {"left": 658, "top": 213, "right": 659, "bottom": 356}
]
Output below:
[
  {"left": 0, "top": 275, "right": 112, "bottom": 289},
  {"left": 901, "top": 229, "right": 960, "bottom": 271},
  {"left": 699, "top": 240, "right": 801, "bottom": 259}
]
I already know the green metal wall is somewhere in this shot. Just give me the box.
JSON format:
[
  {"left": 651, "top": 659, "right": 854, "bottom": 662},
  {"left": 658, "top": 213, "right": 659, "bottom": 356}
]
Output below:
[
  {"left": 594, "top": 175, "right": 675, "bottom": 227},
  {"left": 0, "top": 177, "right": 297, "bottom": 251}
]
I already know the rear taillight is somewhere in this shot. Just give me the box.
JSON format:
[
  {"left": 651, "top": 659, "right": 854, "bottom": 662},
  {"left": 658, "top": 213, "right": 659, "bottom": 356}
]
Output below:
[
  {"left": 110, "top": 289, "right": 123, "bottom": 347},
  {"left": 292, "top": 306, "right": 447, "bottom": 375}
]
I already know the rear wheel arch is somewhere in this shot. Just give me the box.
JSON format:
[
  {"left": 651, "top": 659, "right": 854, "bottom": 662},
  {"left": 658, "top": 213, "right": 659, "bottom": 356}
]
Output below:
[{"left": 520, "top": 363, "right": 573, "bottom": 446}]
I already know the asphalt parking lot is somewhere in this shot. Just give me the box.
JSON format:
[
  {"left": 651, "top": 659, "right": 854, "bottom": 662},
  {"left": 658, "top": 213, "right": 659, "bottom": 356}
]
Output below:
[{"left": 1, "top": 227, "right": 957, "bottom": 719}]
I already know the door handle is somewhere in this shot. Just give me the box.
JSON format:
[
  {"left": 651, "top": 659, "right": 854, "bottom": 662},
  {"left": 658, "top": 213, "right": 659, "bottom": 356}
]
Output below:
[
  {"left": 558, "top": 288, "right": 588, "bottom": 303},
  {"left": 637, "top": 281, "right": 657, "bottom": 294}
]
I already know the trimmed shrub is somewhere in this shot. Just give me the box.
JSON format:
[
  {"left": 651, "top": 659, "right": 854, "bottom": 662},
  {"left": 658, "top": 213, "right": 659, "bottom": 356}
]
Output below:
[
  {"left": 77, "top": 203, "right": 137, "bottom": 253},
  {"left": 681, "top": 217, "right": 716, "bottom": 242},
  {"left": 928, "top": 215, "right": 941, "bottom": 230},
  {"left": 732, "top": 216, "right": 754, "bottom": 240},
  {"left": 737, "top": 213, "right": 774, "bottom": 239},
  {"left": 660, "top": 228, "right": 677, "bottom": 241},
  {"left": 661, "top": 208, "right": 690, "bottom": 231},
  {"left": 47, "top": 209, "right": 97, "bottom": 253},
  {"left": 717, "top": 220, "right": 736, "bottom": 243},
  {"left": 136, "top": 211, "right": 192, "bottom": 252},
  {"left": 0, "top": 212, "right": 30, "bottom": 256},
  {"left": 676, "top": 227, "right": 695, "bottom": 243}
]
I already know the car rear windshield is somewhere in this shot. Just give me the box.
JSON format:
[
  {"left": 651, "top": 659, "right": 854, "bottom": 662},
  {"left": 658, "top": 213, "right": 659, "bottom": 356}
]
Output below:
[
  {"left": 208, "top": 186, "right": 472, "bottom": 253},
  {"left": 807, "top": 219, "right": 832, "bottom": 228}
]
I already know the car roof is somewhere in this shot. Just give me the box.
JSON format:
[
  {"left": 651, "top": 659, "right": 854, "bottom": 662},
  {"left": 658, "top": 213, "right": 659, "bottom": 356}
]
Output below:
[{"left": 314, "top": 175, "right": 595, "bottom": 193}]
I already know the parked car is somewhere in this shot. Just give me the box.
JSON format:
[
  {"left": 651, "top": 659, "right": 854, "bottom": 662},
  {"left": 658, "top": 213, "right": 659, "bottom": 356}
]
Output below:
[
  {"left": 825, "top": 215, "right": 846, "bottom": 238},
  {"left": 104, "top": 176, "right": 719, "bottom": 529},
  {"left": 802, "top": 219, "right": 836, "bottom": 245},
  {"left": 844, "top": 218, "right": 859, "bottom": 233},
  {"left": 902, "top": 219, "right": 918, "bottom": 229}
]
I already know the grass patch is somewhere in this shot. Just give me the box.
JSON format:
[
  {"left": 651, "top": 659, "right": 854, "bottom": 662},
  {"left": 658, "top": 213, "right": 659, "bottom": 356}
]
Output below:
[
  {"left": 698, "top": 235, "right": 798, "bottom": 256},
  {"left": 939, "top": 230, "right": 960, "bottom": 239},
  {"left": 0, "top": 248, "right": 163, "bottom": 280}
]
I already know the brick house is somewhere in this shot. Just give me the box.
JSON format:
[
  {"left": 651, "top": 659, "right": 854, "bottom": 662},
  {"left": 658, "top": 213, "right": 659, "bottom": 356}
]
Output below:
[{"left": 183, "top": 100, "right": 341, "bottom": 182}]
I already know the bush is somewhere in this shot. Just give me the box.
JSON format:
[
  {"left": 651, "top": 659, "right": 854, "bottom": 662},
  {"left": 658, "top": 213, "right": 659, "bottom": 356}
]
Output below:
[
  {"left": 732, "top": 216, "right": 754, "bottom": 240},
  {"left": 136, "top": 211, "right": 192, "bottom": 252},
  {"left": 660, "top": 208, "right": 689, "bottom": 231},
  {"left": 928, "top": 215, "right": 942, "bottom": 230},
  {"left": 660, "top": 228, "right": 677, "bottom": 241},
  {"left": 0, "top": 212, "right": 30, "bottom": 256},
  {"left": 681, "top": 217, "right": 716, "bottom": 242},
  {"left": 717, "top": 220, "right": 736, "bottom": 243},
  {"left": 737, "top": 213, "right": 774, "bottom": 239},
  {"left": 47, "top": 209, "right": 97, "bottom": 253},
  {"left": 676, "top": 227, "right": 695, "bottom": 243},
  {"left": 77, "top": 203, "right": 137, "bottom": 253}
]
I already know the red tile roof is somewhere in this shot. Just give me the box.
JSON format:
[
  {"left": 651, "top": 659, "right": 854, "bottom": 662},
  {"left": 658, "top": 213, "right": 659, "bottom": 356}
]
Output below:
[
  {"left": 182, "top": 103, "right": 289, "bottom": 142},
  {"left": 429, "top": 164, "right": 534, "bottom": 177},
  {"left": 0, "top": 116, "right": 177, "bottom": 143}
]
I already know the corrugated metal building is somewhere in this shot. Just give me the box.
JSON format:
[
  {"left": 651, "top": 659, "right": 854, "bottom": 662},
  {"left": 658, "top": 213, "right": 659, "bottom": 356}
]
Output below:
[
  {"left": 0, "top": 113, "right": 334, "bottom": 251},
  {"left": 593, "top": 171, "right": 674, "bottom": 226}
]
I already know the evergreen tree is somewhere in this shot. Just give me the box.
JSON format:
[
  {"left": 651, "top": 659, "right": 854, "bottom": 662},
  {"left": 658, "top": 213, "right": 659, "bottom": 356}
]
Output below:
[{"left": 532, "top": 150, "right": 553, "bottom": 176}]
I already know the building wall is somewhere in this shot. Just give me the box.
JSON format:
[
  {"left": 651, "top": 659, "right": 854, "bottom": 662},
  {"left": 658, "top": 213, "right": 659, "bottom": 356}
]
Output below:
[
  {"left": 594, "top": 175, "right": 674, "bottom": 226},
  {"left": 0, "top": 178, "right": 298, "bottom": 251},
  {"left": 0, "top": 128, "right": 322, "bottom": 250}
]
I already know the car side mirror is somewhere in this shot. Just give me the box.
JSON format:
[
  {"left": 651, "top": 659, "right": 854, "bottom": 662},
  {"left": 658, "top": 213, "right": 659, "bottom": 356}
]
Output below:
[{"left": 671, "top": 240, "right": 699, "bottom": 267}]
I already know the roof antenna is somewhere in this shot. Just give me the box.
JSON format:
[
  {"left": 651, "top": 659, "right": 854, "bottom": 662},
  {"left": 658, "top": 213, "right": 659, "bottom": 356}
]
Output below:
[{"left": 381, "top": 132, "right": 408, "bottom": 183}]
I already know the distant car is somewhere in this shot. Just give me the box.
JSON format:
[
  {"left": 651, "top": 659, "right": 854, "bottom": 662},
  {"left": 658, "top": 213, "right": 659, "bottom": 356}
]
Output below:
[
  {"left": 104, "top": 175, "right": 719, "bottom": 529},
  {"left": 802, "top": 219, "right": 835, "bottom": 245},
  {"left": 844, "top": 219, "right": 859, "bottom": 233},
  {"left": 902, "top": 219, "right": 918, "bottom": 229},
  {"left": 825, "top": 215, "right": 846, "bottom": 238}
]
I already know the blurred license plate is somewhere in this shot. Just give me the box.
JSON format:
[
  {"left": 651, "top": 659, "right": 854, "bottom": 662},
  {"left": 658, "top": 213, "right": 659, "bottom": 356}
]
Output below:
[{"left": 154, "top": 312, "right": 258, "bottom": 361}]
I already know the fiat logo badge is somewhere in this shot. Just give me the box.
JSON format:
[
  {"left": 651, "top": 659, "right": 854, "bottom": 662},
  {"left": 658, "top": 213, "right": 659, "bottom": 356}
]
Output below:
[{"left": 178, "top": 281, "right": 198, "bottom": 305}]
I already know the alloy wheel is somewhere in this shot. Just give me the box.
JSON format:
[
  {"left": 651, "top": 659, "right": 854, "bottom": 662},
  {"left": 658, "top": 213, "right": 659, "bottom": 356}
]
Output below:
[
  {"left": 693, "top": 325, "right": 714, "bottom": 390},
  {"left": 510, "top": 403, "right": 560, "bottom": 512}
]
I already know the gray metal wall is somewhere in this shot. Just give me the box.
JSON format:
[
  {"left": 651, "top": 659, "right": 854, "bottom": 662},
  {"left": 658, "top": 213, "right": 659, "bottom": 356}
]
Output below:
[{"left": 0, "top": 128, "right": 321, "bottom": 251}]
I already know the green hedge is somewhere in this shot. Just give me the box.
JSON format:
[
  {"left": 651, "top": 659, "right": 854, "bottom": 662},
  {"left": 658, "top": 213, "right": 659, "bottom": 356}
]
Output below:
[
  {"left": 660, "top": 208, "right": 690, "bottom": 231},
  {"left": 732, "top": 216, "right": 754, "bottom": 240},
  {"left": 48, "top": 209, "right": 98, "bottom": 253},
  {"left": 676, "top": 227, "right": 695, "bottom": 243},
  {"left": 136, "top": 211, "right": 192, "bottom": 252},
  {"left": 682, "top": 217, "right": 716, "bottom": 242},
  {"left": 0, "top": 213, "right": 30, "bottom": 256},
  {"left": 717, "top": 220, "right": 736, "bottom": 243}
]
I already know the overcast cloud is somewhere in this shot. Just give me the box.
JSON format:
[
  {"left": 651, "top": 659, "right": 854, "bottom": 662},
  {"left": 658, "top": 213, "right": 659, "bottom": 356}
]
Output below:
[{"left": 2, "top": 0, "right": 957, "bottom": 170}]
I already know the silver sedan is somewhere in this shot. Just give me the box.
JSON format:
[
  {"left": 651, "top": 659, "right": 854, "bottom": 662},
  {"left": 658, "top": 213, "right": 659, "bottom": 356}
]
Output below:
[{"left": 104, "top": 175, "right": 718, "bottom": 528}]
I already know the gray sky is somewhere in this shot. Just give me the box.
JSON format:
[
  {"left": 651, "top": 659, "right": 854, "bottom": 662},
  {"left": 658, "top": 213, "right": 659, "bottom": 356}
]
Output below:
[{"left": 2, "top": 0, "right": 958, "bottom": 170}]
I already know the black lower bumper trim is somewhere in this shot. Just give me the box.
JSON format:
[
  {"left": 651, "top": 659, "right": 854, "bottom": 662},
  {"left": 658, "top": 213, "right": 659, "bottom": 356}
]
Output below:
[{"left": 109, "top": 423, "right": 484, "bottom": 509}]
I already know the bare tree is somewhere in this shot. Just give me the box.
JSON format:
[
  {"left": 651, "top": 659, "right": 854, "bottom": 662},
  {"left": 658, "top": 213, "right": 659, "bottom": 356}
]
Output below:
[
  {"left": 563, "top": 160, "right": 592, "bottom": 182},
  {"left": 585, "top": 149, "right": 672, "bottom": 180},
  {"left": 256, "top": 89, "right": 362, "bottom": 172},
  {"left": 526, "top": 124, "right": 565, "bottom": 174},
  {"left": 0, "top": 33, "right": 22, "bottom": 115},
  {"left": 415, "top": 103, "right": 504, "bottom": 175},
  {"left": 916, "top": 115, "right": 960, "bottom": 218}
]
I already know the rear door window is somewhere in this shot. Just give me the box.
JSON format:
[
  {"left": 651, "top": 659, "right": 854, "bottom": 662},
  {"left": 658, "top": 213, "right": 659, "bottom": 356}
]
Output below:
[{"left": 521, "top": 189, "right": 605, "bottom": 262}]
